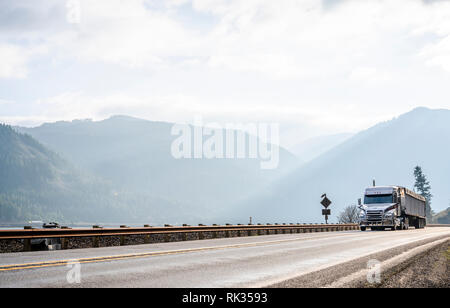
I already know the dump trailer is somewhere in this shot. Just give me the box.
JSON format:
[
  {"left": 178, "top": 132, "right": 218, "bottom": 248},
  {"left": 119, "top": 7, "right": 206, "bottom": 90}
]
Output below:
[{"left": 358, "top": 186, "right": 426, "bottom": 231}]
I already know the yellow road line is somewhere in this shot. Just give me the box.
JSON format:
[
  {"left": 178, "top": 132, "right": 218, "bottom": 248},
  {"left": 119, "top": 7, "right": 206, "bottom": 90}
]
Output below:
[{"left": 0, "top": 231, "right": 358, "bottom": 272}]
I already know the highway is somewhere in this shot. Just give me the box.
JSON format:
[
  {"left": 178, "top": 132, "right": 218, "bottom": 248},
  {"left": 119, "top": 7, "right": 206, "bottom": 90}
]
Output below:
[{"left": 0, "top": 227, "right": 449, "bottom": 288}]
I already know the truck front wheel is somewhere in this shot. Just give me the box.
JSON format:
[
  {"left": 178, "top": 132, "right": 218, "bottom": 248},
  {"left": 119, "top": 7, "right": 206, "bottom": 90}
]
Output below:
[{"left": 360, "top": 227, "right": 366, "bottom": 231}]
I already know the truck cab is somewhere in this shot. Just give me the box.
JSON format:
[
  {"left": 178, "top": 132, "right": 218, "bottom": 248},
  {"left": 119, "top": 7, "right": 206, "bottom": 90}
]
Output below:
[{"left": 358, "top": 186, "right": 426, "bottom": 231}]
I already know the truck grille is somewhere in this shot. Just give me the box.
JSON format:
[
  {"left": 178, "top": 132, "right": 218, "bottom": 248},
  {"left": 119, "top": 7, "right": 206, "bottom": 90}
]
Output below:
[{"left": 366, "top": 210, "right": 383, "bottom": 222}]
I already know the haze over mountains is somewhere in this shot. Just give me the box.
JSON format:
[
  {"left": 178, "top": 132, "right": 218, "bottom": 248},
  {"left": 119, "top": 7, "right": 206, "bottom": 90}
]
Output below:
[
  {"left": 1, "top": 107, "right": 449, "bottom": 225},
  {"left": 8, "top": 116, "right": 297, "bottom": 224},
  {"left": 289, "top": 133, "right": 353, "bottom": 162},
  {"left": 0, "top": 124, "right": 124, "bottom": 222},
  {"left": 231, "top": 107, "right": 450, "bottom": 223}
]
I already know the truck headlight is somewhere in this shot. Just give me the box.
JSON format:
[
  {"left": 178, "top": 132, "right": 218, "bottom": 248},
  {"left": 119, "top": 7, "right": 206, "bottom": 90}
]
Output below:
[{"left": 384, "top": 210, "right": 394, "bottom": 217}]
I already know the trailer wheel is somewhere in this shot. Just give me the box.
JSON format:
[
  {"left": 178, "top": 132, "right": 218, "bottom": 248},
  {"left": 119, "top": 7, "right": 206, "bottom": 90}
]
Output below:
[
  {"left": 414, "top": 220, "right": 421, "bottom": 229},
  {"left": 420, "top": 218, "right": 426, "bottom": 229},
  {"left": 360, "top": 227, "right": 366, "bottom": 231}
]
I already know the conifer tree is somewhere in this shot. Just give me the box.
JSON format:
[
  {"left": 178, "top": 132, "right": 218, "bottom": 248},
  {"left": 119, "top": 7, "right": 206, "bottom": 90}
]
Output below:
[{"left": 413, "top": 166, "right": 433, "bottom": 221}]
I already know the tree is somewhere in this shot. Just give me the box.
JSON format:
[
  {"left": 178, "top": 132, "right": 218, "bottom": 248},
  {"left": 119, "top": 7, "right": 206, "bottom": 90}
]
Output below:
[
  {"left": 413, "top": 166, "right": 433, "bottom": 221},
  {"left": 338, "top": 205, "right": 360, "bottom": 223}
]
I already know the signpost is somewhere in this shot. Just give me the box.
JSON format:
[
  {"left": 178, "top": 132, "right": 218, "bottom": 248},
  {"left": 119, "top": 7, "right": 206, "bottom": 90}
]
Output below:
[{"left": 321, "top": 194, "right": 332, "bottom": 224}]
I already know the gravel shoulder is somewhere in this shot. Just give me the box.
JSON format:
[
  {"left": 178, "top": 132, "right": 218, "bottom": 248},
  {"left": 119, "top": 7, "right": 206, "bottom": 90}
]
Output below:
[
  {"left": 270, "top": 235, "right": 449, "bottom": 288},
  {"left": 365, "top": 239, "right": 449, "bottom": 288}
]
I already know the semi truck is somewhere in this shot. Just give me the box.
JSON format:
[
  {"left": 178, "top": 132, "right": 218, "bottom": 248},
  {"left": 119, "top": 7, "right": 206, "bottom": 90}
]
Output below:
[{"left": 358, "top": 186, "right": 426, "bottom": 231}]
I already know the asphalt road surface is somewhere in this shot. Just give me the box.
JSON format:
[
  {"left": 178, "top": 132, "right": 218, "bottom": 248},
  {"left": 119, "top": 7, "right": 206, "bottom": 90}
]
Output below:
[{"left": 0, "top": 227, "right": 449, "bottom": 287}]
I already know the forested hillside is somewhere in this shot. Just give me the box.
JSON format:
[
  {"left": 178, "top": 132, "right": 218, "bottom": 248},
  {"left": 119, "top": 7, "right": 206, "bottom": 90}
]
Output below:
[
  {"left": 0, "top": 124, "right": 185, "bottom": 224},
  {"left": 18, "top": 116, "right": 298, "bottom": 216}
]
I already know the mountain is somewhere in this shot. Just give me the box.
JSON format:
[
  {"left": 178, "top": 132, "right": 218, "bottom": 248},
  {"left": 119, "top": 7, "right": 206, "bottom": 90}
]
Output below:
[
  {"left": 0, "top": 123, "right": 217, "bottom": 224},
  {"left": 0, "top": 124, "right": 117, "bottom": 222},
  {"left": 433, "top": 207, "right": 450, "bottom": 224},
  {"left": 289, "top": 133, "right": 353, "bottom": 162},
  {"left": 17, "top": 116, "right": 298, "bottom": 223},
  {"left": 231, "top": 107, "right": 450, "bottom": 223}
]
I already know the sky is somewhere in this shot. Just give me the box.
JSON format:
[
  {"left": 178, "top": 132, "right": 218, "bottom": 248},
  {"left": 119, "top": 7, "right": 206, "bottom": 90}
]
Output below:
[{"left": 1, "top": 0, "right": 450, "bottom": 147}]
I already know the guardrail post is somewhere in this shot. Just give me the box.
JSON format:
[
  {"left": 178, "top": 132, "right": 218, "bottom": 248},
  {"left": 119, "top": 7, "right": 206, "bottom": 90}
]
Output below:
[
  {"left": 23, "top": 239, "right": 31, "bottom": 252},
  {"left": 182, "top": 233, "right": 188, "bottom": 241},
  {"left": 93, "top": 237, "right": 99, "bottom": 248},
  {"left": 61, "top": 238, "right": 68, "bottom": 250},
  {"left": 120, "top": 225, "right": 128, "bottom": 246}
]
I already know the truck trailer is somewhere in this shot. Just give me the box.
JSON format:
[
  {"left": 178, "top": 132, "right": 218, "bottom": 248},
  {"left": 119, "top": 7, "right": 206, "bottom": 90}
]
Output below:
[{"left": 358, "top": 186, "right": 426, "bottom": 231}]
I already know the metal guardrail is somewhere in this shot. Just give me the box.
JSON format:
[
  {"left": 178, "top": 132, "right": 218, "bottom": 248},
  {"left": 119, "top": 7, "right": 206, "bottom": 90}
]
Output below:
[
  {"left": 0, "top": 223, "right": 359, "bottom": 240},
  {"left": 0, "top": 223, "right": 360, "bottom": 253}
]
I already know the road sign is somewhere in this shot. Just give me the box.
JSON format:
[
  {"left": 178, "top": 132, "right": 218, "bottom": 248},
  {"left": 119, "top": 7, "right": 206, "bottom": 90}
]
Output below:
[
  {"left": 322, "top": 209, "right": 331, "bottom": 216},
  {"left": 321, "top": 197, "right": 332, "bottom": 208},
  {"left": 321, "top": 194, "right": 332, "bottom": 224}
]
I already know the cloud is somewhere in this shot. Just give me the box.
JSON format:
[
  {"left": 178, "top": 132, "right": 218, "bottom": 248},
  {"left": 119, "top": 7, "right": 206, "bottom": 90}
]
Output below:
[
  {"left": 3, "top": 0, "right": 450, "bottom": 77},
  {"left": 0, "top": 115, "right": 52, "bottom": 127},
  {"left": 349, "top": 67, "right": 394, "bottom": 85},
  {"left": 31, "top": 90, "right": 389, "bottom": 140},
  {"left": 0, "top": 99, "right": 15, "bottom": 107},
  {"left": 0, "top": 44, "right": 31, "bottom": 79},
  {"left": 420, "top": 35, "right": 450, "bottom": 72},
  {"left": 2, "top": 0, "right": 450, "bottom": 143}
]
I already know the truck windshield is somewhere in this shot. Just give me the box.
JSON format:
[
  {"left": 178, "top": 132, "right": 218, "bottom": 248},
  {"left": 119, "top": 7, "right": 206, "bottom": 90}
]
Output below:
[{"left": 364, "top": 194, "right": 393, "bottom": 204}]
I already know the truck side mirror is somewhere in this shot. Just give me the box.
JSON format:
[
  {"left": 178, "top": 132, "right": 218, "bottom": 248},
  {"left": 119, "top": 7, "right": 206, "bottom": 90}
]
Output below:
[{"left": 358, "top": 198, "right": 362, "bottom": 206}]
